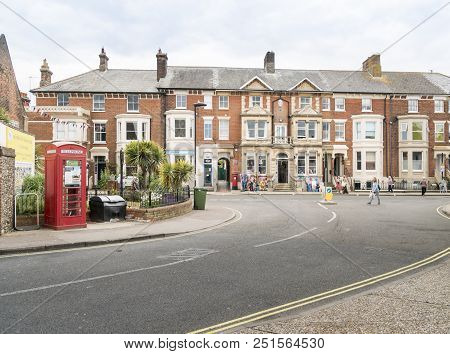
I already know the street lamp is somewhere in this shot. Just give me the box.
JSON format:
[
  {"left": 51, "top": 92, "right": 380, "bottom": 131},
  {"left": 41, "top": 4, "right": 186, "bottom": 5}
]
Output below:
[{"left": 193, "top": 102, "right": 207, "bottom": 187}]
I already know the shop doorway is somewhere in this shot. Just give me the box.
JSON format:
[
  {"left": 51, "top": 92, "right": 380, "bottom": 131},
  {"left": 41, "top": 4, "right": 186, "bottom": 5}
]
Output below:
[
  {"left": 218, "top": 158, "right": 230, "bottom": 182},
  {"left": 333, "top": 154, "right": 343, "bottom": 177},
  {"left": 277, "top": 153, "right": 288, "bottom": 183}
]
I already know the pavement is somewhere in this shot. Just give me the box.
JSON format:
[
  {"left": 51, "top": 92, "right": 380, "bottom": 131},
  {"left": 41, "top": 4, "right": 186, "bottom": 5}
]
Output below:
[
  {"left": 209, "top": 190, "right": 450, "bottom": 196},
  {"left": 235, "top": 257, "right": 449, "bottom": 334},
  {"left": 0, "top": 205, "right": 236, "bottom": 255}
]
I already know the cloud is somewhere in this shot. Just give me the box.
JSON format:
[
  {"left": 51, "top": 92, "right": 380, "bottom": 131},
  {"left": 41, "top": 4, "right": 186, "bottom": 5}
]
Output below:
[{"left": 1, "top": 0, "right": 448, "bottom": 95}]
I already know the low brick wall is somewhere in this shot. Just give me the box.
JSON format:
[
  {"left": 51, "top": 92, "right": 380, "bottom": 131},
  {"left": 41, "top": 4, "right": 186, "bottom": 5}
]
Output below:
[{"left": 127, "top": 199, "right": 193, "bottom": 222}]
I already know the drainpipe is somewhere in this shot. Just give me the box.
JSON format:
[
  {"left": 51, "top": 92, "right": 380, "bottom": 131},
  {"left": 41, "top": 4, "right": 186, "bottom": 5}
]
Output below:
[
  {"left": 389, "top": 94, "right": 393, "bottom": 178},
  {"left": 162, "top": 92, "right": 167, "bottom": 150}
]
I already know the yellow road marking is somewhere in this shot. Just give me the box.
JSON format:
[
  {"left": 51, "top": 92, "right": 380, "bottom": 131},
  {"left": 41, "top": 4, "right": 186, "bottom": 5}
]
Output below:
[{"left": 189, "top": 247, "right": 449, "bottom": 334}]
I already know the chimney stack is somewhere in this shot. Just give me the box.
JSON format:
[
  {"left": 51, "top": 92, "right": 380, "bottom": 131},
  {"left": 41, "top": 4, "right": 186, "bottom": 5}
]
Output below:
[
  {"left": 264, "top": 51, "right": 275, "bottom": 73},
  {"left": 99, "top": 47, "right": 109, "bottom": 72},
  {"left": 363, "top": 54, "right": 381, "bottom": 77},
  {"left": 156, "top": 49, "right": 168, "bottom": 81},
  {"left": 39, "top": 59, "right": 52, "bottom": 87}
]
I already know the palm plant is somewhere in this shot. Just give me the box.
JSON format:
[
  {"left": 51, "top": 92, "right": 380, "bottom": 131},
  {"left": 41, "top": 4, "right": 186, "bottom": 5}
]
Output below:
[
  {"left": 125, "top": 141, "right": 165, "bottom": 189},
  {"left": 160, "top": 160, "right": 193, "bottom": 191}
]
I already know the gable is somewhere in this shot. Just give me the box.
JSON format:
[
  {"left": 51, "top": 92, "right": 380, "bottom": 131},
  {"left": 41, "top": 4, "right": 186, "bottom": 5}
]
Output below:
[
  {"left": 289, "top": 78, "right": 321, "bottom": 92},
  {"left": 240, "top": 76, "right": 273, "bottom": 91}
]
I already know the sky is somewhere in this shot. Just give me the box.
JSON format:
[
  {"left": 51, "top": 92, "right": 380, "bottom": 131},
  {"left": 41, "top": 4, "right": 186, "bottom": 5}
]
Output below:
[{"left": 1, "top": 0, "right": 449, "bottom": 97}]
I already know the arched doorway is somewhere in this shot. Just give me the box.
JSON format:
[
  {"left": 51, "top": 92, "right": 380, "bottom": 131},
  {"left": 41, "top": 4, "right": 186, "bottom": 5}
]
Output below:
[
  {"left": 277, "top": 153, "right": 288, "bottom": 183},
  {"left": 218, "top": 158, "right": 230, "bottom": 190}
]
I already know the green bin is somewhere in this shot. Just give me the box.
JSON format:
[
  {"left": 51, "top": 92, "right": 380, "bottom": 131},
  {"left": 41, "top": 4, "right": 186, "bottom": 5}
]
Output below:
[{"left": 194, "top": 188, "right": 207, "bottom": 210}]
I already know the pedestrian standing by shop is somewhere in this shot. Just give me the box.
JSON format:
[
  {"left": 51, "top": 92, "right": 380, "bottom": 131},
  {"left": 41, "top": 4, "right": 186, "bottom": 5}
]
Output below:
[
  {"left": 388, "top": 176, "right": 394, "bottom": 193},
  {"left": 420, "top": 178, "right": 427, "bottom": 196},
  {"left": 367, "top": 177, "right": 380, "bottom": 205}
]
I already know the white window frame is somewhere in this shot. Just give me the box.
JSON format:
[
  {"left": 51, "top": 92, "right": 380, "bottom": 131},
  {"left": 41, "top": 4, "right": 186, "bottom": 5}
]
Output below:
[
  {"left": 412, "top": 122, "right": 423, "bottom": 141},
  {"left": 435, "top": 122, "right": 445, "bottom": 142},
  {"left": 335, "top": 122, "right": 345, "bottom": 141},
  {"left": 365, "top": 121, "right": 376, "bottom": 140},
  {"left": 322, "top": 121, "right": 330, "bottom": 141},
  {"left": 257, "top": 121, "right": 266, "bottom": 139},
  {"left": 402, "top": 151, "right": 408, "bottom": 172},
  {"left": 365, "top": 151, "right": 376, "bottom": 171},
  {"left": 250, "top": 96, "right": 262, "bottom": 107},
  {"left": 297, "top": 120, "right": 306, "bottom": 139},
  {"left": 247, "top": 120, "right": 256, "bottom": 139},
  {"left": 219, "top": 95, "right": 229, "bottom": 109},
  {"left": 361, "top": 98, "right": 372, "bottom": 112},
  {"left": 174, "top": 118, "right": 187, "bottom": 138},
  {"left": 412, "top": 151, "right": 423, "bottom": 171},
  {"left": 300, "top": 96, "right": 312, "bottom": 109},
  {"left": 57, "top": 93, "right": 69, "bottom": 107},
  {"left": 434, "top": 99, "right": 444, "bottom": 113},
  {"left": 204, "top": 94, "right": 212, "bottom": 109},
  {"left": 93, "top": 94, "right": 105, "bottom": 112},
  {"left": 219, "top": 119, "right": 229, "bottom": 140},
  {"left": 297, "top": 153, "right": 306, "bottom": 176},
  {"left": 257, "top": 153, "right": 267, "bottom": 175},
  {"left": 355, "top": 122, "right": 362, "bottom": 140},
  {"left": 400, "top": 122, "right": 408, "bottom": 141},
  {"left": 408, "top": 99, "right": 418, "bottom": 113},
  {"left": 308, "top": 152, "right": 317, "bottom": 175},
  {"left": 322, "top": 97, "right": 330, "bottom": 111},
  {"left": 125, "top": 121, "right": 138, "bottom": 141},
  {"left": 246, "top": 153, "right": 255, "bottom": 173},
  {"left": 176, "top": 95, "right": 187, "bottom": 109},
  {"left": 203, "top": 119, "right": 212, "bottom": 140},
  {"left": 356, "top": 151, "right": 362, "bottom": 171},
  {"left": 127, "top": 94, "right": 139, "bottom": 112},
  {"left": 94, "top": 122, "right": 106, "bottom": 143},
  {"left": 308, "top": 121, "right": 317, "bottom": 139},
  {"left": 335, "top": 97, "right": 345, "bottom": 111},
  {"left": 55, "top": 122, "right": 65, "bottom": 140}
]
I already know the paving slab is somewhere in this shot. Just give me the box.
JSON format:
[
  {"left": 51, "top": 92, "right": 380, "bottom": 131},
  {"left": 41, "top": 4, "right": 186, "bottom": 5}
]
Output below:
[{"left": 0, "top": 205, "right": 236, "bottom": 254}]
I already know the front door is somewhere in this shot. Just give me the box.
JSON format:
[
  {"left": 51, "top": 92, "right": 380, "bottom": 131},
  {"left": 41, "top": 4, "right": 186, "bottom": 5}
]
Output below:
[{"left": 278, "top": 159, "right": 288, "bottom": 183}]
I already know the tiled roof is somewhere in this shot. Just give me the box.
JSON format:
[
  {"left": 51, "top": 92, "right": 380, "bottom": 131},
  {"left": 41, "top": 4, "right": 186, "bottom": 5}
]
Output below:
[
  {"left": 32, "top": 66, "right": 450, "bottom": 95},
  {"left": 32, "top": 69, "right": 158, "bottom": 93}
]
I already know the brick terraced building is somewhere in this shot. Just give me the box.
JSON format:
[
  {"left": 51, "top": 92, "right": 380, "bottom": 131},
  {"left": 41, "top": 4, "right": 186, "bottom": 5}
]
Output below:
[{"left": 29, "top": 49, "right": 450, "bottom": 191}]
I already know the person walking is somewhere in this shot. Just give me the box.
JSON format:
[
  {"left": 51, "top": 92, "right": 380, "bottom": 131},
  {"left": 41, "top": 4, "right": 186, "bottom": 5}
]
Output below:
[
  {"left": 420, "top": 178, "right": 427, "bottom": 196},
  {"left": 388, "top": 176, "right": 394, "bottom": 193},
  {"left": 367, "top": 177, "right": 380, "bottom": 205}
]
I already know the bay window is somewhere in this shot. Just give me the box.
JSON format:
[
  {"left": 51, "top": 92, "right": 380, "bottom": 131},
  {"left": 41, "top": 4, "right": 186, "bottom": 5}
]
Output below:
[
  {"left": 402, "top": 152, "right": 408, "bottom": 171},
  {"left": 412, "top": 122, "right": 423, "bottom": 141},
  {"left": 366, "top": 151, "right": 376, "bottom": 171},
  {"left": 257, "top": 121, "right": 266, "bottom": 138},
  {"left": 365, "top": 122, "right": 376, "bottom": 139},
  {"left": 412, "top": 151, "right": 422, "bottom": 171},
  {"left": 126, "top": 122, "right": 138, "bottom": 140},
  {"left": 247, "top": 121, "right": 256, "bottom": 138},
  {"left": 400, "top": 123, "right": 408, "bottom": 140},
  {"left": 297, "top": 121, "right": 306, "bottom": 139},
  {"left": 355, "top": 122, "right": 362, "bottom": 140},
  {"left": 308, "top": 121, "right": 317, "bottom": 139},
  {"left": 175, "top": 119, "right": 186, "bottom": 138}
]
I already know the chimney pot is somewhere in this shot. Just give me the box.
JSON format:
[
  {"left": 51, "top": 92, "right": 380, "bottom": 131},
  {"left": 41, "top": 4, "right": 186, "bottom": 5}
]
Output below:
[
  {"left": 363, "top": 54, "right": 382, "bottom": 77},
  {"left": 264, "top": 51, "right": 275, "bottom": 73},
  {"left": 39, "top": 58, "right": 52, "bottom": 87},
  {"left": 99, "top": 47, "right": 109, "bottom": 72},
  {"left": 156, "top": 48, "right": 168, "bottom": 81}
]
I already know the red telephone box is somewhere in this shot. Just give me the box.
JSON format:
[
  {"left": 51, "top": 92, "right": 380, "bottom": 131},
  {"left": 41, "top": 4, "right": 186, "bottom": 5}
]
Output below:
[{"left": 44, "top": 142, "right": 87, "bottom": 230}]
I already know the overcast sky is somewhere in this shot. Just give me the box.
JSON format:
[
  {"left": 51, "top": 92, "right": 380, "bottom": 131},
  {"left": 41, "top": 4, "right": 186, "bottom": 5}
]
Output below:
[{"left": 1, "top": 0, "right": 449, "bottom": 96}]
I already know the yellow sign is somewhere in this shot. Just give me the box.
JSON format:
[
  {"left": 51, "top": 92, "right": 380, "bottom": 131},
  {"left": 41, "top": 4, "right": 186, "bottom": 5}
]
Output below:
[
  {"left": 5, "top": 126, "right": 34, "bottom": 164},
  {"left": 325, "top": 186, "right": 333, "bottom": 201}
]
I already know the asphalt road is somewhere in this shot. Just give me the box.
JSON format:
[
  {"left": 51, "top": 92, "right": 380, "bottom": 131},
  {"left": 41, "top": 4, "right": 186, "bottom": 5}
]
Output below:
[{"left": 0, "top": 195, "right": 448, "bottom": 333}]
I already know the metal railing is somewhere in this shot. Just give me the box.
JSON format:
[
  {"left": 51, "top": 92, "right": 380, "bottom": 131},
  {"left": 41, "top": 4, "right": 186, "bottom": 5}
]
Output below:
[
  {"left": 14, "top": 192, "right": 43, "bottom": 230},
  {"left": 88, "top": 186, "right": 191, "bottom": 209}
]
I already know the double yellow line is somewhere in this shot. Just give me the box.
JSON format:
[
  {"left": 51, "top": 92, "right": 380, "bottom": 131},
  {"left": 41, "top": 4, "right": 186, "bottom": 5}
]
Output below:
[{"left": 190, "top": 248, "right": 449, "bottom": 334}]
